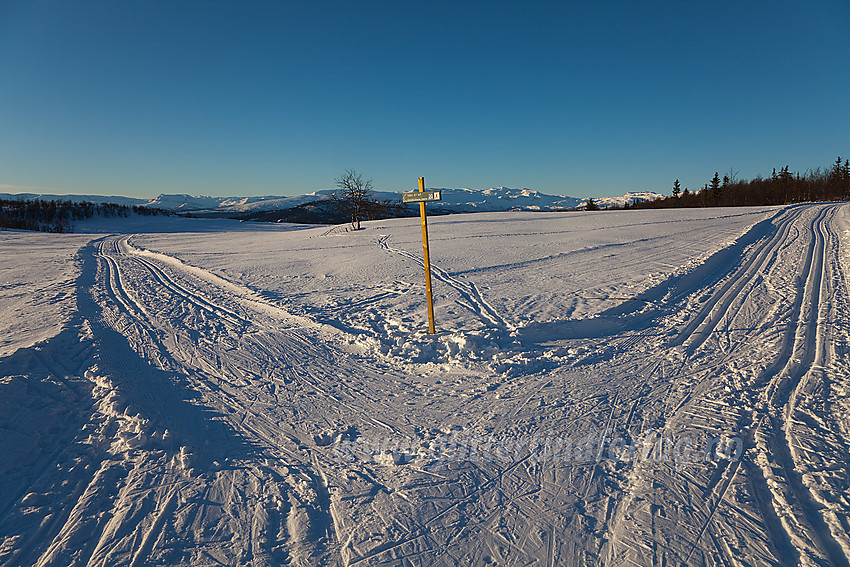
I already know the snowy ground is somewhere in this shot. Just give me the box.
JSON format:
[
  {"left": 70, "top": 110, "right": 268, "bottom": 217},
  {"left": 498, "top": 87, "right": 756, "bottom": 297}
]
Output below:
[{"left": 1, "top": 204, "right": 849, "bottom": 566}]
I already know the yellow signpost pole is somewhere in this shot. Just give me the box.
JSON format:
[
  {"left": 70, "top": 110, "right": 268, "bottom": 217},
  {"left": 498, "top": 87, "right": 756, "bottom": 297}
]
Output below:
[{"left": 418, "top": 177, "right": 436, "bottom": 334}]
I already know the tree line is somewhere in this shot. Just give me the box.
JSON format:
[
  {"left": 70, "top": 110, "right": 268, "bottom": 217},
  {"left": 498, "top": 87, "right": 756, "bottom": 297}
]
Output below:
[
  {"left": 0, "top": 199, "right": 168, "bottom": 233},
  {"left": 624, "top": 156, "right": 850, "bottom": 210}
]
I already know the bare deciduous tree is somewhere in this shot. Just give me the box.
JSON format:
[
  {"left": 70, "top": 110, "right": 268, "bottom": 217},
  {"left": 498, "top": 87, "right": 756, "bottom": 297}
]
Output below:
[{"left": 334, "top": 169, "right": 373, "bottom": 230}]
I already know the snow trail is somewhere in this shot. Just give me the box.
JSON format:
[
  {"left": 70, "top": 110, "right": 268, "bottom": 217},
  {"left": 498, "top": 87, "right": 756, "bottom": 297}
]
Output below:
[
  {"left": 377, "top": 234, "right": 516, "bottom": 331},
  {"left": 602, "top": 204, "right": 849, "bottom": 566},
  {"left": 1, "top": 205, "right": 848, "bottom": 565}
]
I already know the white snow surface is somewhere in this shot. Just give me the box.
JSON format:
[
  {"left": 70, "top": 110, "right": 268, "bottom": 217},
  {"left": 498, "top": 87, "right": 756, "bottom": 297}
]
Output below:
[{"left": 2, "top": 204, "right": 850, "bottom": 566}]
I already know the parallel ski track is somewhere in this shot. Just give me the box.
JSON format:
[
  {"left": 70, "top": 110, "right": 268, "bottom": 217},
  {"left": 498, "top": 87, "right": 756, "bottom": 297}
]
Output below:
[
  {"left": 757, "top": 205, "right": 849, "bottom": 567},
  {"left": 674, "top": 209, "right": 827, "bottom": 563},
  {"left": 92, "top": 235, "right": 433, "bottom": 561},
  {"left": 101, "top": 239, "right": 411, "bottom": 412},
  {"left": 106, "top": 236, "right": 398, "bottom": 413},
  {"left": 681, "top": 205, "right": 846, "bottom": 566},
  {"left": 601, "top": 204, "right": 847, "bottom": 566},
  {"left": 377, "top": 234, "right": 515, "bottom": 331},
  {"left": 130, "top": 255, "right": 247, "bottom": 328},
  {"left": 671, "top": 206, "right": 807, "bottom": 356}
]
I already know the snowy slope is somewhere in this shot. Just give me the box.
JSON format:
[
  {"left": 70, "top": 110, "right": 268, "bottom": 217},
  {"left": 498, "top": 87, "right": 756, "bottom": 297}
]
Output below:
[{"left": 2, "top": 204, "right": 849, "bottom": 566}]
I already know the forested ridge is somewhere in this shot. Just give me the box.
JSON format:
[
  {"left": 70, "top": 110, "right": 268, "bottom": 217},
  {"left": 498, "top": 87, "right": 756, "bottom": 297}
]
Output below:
[
  {"left": 0, "top": 199, "right": 167, "bottom": 232},
  {"left": 628, "top": 156, "right": 850, "bottom": 209}
]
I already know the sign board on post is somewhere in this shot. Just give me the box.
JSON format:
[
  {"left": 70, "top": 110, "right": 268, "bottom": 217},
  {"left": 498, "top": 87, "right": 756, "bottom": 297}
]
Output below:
[
  {"left": 405, "top": 178, "right": 440, "bottom": 334},
  {"left": 402, "top": 190, "right": 442, "bottom": 203}
]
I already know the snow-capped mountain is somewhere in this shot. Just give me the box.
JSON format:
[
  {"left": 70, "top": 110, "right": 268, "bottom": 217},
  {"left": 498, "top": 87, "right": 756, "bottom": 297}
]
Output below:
[
  {"left": 143, "top": 187, "right": 587, "bottom": 213},
  {"left": 2, "top": 187, "right": 663, "bottom": 214},
  {"left": 142, "top": 193, "right": 325, "bottom": 212},
  {"left": 414, "top": 188, "right": 583, "bottom": 212},
  {"left": 589, "top": 191, "right": 664, "bottom": 208}
]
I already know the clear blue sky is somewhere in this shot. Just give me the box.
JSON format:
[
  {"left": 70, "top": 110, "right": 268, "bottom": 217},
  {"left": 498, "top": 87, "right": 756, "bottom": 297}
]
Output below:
[{"left": 1, "top": 0, "right": 848, "bottom": 198}]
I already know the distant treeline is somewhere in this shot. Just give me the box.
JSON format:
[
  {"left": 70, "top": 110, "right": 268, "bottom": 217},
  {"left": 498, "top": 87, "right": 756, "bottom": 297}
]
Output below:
[
  {"left": 0, "top": 199, "right": 168, "bottom": 233},
  {"left": 238, "top": 197, "right": 449, "bottom": 225},
  {"left": 623, "top": 156, "right": 850, "bottom": 210}
]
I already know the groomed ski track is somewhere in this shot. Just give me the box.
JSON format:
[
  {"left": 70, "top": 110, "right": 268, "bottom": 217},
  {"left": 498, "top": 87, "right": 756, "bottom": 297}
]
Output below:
[{"left": 0, "top": 203, "right": 848, "bottom": 566}]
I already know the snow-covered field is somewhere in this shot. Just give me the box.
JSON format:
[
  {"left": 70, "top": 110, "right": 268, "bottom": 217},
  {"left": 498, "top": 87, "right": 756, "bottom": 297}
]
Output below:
[{"left": 1, "top": 204, "right": 849, "bottom": 566}]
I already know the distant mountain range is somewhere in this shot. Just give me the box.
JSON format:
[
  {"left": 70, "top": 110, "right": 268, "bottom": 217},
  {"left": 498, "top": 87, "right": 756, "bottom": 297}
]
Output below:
[
  {"left": 592, "top": 192, "right": 667, "bottom": 209},
  {"left": 0, "top": 192, "right": 149, "bottom": 207},
  {"left": 0, "top": 188, "right": 664, "bottom": 215}
]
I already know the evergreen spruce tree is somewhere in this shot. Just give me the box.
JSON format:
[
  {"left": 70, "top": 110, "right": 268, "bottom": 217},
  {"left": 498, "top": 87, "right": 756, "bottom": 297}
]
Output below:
[
  {"left": 710, "top": 172, "right": 721, "bottom": 192},
  {"left": 672, "top": 179, "right": 681, "bottom": 198},
  {"left": 832, "top": 156, "right": 843, "bottom": 180},
  {"left": 709, "top": 172, "right": 722, "bottom": 205}
]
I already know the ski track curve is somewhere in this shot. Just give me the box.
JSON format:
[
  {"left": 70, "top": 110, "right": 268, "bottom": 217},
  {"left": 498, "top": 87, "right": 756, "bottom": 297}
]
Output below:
[
  {"left": 1, "top": 234, "right": 424, "bottom": 566},
  {"left": 2, "top": 204, "right": 848, "bottom": 566},
  {"left": 600, "top": 203, "right": 850, "bottom": 567}
]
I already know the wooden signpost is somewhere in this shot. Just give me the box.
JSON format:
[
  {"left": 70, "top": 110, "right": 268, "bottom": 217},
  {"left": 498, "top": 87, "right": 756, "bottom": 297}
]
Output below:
[{"left": 402, "top": 178, "right": 441, "bottom": 334}]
